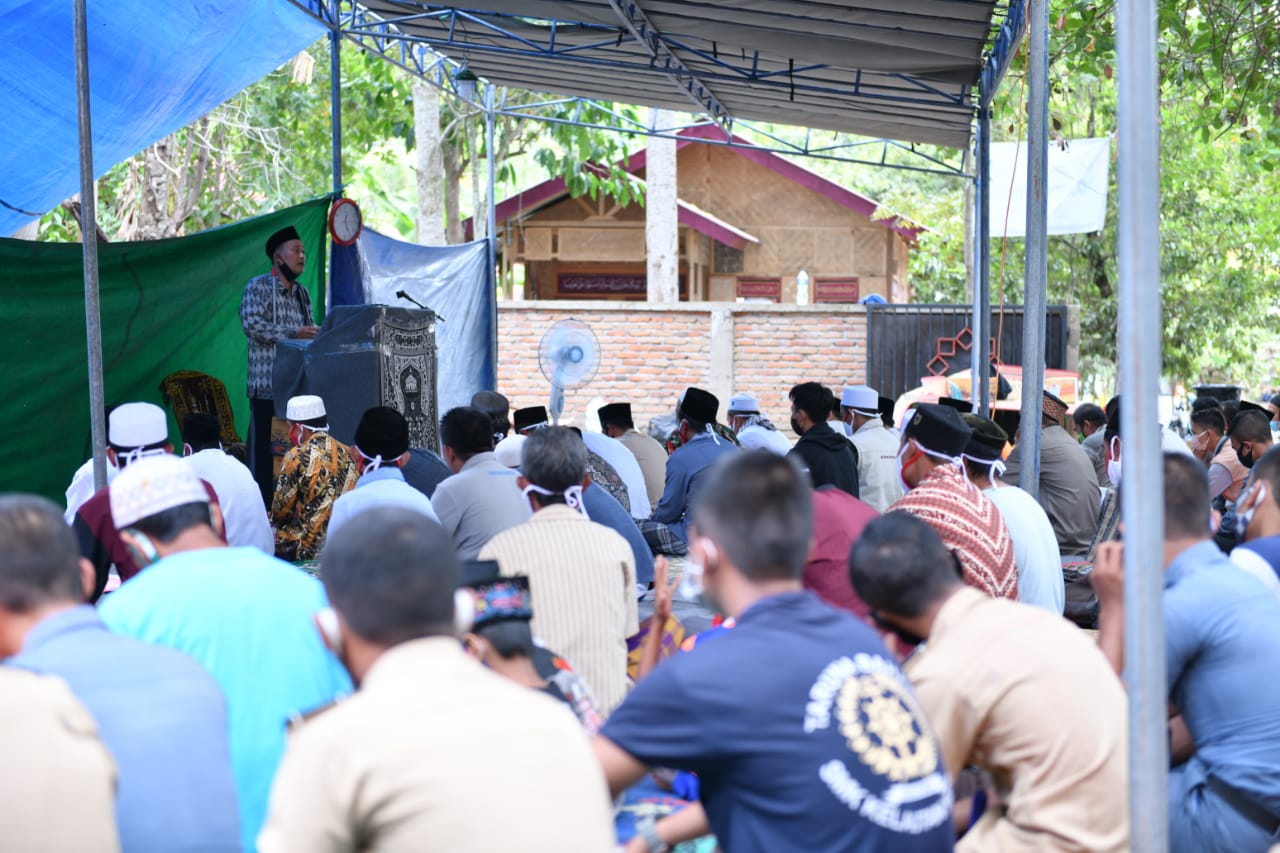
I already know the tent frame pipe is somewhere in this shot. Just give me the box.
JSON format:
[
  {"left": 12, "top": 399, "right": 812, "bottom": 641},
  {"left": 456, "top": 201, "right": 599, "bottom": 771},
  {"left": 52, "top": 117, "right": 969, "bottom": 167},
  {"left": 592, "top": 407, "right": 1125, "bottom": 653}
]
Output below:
[
  {"left": 330, "top": 3, "right": 343, "bottom": 196},
  {"left": 972, "top": 103, "right": 991, "bottom": 417},
  {"left": 485, "top": 84, "right": 499, "bottom": 385},
  {"left": 1117, "top": 0, "right": 1169, "bottom": 838},
  {"left": 74, "top": 0, "right": 108, "bottom": 491},
  {"left": 1017, "top": 0, "right": 1049, "bottom": 498}
]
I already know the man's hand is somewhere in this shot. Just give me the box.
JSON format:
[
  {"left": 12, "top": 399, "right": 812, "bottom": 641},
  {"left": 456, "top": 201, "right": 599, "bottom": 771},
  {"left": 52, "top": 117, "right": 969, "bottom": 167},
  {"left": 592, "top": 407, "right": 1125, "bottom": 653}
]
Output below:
[
  {"left": 294, "top": 325, "right": 321, "bottom": 340},
  {"left": 1090, "top": 541, "right": 1125, "bottom": 609},
  {"left": 653, "top": 556, "right": 676, "bottom": 624}
]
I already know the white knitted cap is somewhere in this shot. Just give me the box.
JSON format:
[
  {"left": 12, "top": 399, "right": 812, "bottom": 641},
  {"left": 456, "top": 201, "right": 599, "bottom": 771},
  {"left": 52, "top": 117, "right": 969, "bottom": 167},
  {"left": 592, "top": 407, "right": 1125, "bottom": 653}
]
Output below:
[
  {"left": 286, "top": 395, "right": 326, "bottom": 421},
  {"left": 108, "top": 402, "right": 168, "bottom": 448},
  {"left": 110, "top": 455, "right": 207, "bottom": 529}
]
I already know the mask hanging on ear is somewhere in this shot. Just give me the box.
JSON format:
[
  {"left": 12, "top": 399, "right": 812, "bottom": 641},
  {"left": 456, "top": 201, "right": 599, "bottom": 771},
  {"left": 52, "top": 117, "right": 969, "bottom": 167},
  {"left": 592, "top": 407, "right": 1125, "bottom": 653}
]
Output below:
[
  {"left": 123, "top": 529, "right": 160, "bottom": 567},
  {"left": 454, "top": 589, "right": 476, "bottom": 635},
  {"left": 1107, "top": 437, "right": 1122, "bottom": 487},
  {"left": 315, "top": 607, "right": 343, "bottom": 655}
]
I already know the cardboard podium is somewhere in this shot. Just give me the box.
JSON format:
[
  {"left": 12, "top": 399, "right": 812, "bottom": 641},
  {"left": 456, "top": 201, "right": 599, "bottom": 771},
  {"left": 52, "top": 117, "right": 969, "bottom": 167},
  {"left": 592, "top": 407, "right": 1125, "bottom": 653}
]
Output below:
[{"left": 272, "top": 305, "right": 440, "bottom": 455}]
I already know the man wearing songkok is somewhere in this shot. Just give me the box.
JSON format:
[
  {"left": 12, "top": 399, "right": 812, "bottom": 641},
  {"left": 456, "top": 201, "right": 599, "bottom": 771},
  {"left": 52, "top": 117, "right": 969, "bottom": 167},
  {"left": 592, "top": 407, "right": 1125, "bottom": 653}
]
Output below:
[
  {"left": 327, "top": 406, "right": 438, "bottom": 540},
  {"left": 271, "top": 394, "right": 357, "bottom": 561},
  {"left": 460, "top": 563, "right": 604, "bottom": 733},
  {"left": 840, "top": 384, "right": 904, "bottom": 511},
  {"left": 259, "top": 509, "right": 614, "bottom": 853},
  {"left": 1, "top": 494, "right": 240, "bottom": 852},
  {"left": 73, "top": 401, "right": 219, "bottom": 601},
  {"left": 433, "top": 406, "right": 529, "bottom": 560},
  {"left": 787, "top": 382, "right": 860, "bottom": 497},
  {"left": 725, "top": 392, "right": 793, "bottom": 456},
  {"left": 1093, "top": 453, "right": 1280, "bottom": 852},
  {"left": 481, "top": 427, "right": 638, "bottom": 714},
  {"left": 98, "top": 456, "right": 352, "bottom": 853},
  {"left": 241, "top": 225, "right": 320, "bottom": 505},
  {"left": 514, "top": 404, "right": 551, "bottom": 434},
  {"left": 850, "top": 512, "right": 1128, "bottom": 852},
  {"left": 182, "top": 411, "right": 273, "bottom": 553},
  {"left": 960, "top": 413, "right": 1064, "bottom": 613},
  {"left": 595, "top": 452, "right": 954, "bottom": 852},
  {"left": 471, "top": 389, "right": 512, "bottom": 445},
  {"left": 0, "top": 668, "right": 120, "bottom": 853},
  {"left": 600, "top": 401, "right": 670, "bottom": 506},
  {"left": 1000, "top": 390, "right": 1101, "bottom": 556},
  {"left": 1230, "top": 444, "right": 1280, "bottom": 601},
  {"left": 891, "top": 403, "right": 1018, "bottom": 599},
  {"left": 639, "top": 387, "right": 739, "bottom": 557}
]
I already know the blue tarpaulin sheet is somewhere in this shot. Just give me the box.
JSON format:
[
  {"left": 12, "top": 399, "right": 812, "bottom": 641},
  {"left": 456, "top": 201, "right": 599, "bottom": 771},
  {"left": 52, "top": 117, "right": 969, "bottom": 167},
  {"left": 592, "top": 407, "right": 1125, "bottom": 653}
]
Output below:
[
  {"left": 332, "top": 229, "right": 495, "bottom": 416},
  {"left": 0, "top": 0, "right": 325, "bottom": 236}
]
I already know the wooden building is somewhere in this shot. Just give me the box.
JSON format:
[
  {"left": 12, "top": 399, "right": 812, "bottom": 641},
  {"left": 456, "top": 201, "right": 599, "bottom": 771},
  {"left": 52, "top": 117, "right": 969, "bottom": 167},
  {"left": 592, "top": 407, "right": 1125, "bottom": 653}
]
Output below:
[{"left": 492, "top": 124, "right": 922, "bottom": 304}]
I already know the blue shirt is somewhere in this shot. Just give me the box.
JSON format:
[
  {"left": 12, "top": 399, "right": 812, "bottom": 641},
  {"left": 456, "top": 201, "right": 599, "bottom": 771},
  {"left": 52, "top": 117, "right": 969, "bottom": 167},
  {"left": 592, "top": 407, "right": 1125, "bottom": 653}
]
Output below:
[
  {"left": 99, "top": 547, "right": 352, "bottom": 853},
  {"left": 327, "top": 466, "right": 439, "bottom": 540},
  {"left": 602, "top": 592, "right": 954, "bottom": 852},
  {"left": 7, "top": 606, "right": 241, "bottom": 852},
  {"left": 583, "top": 482, "right": 655, "bottom": 586},
  {"left": 649, "top": 433, "right": 738, "bottom": 543},
  {"left": 1166, "top": 540, "right": 1280, "bottom": 812}
]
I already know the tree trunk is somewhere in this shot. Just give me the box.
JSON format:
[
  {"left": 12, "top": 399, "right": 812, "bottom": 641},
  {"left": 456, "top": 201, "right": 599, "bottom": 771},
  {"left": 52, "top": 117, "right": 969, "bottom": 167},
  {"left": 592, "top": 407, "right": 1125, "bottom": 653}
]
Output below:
[
  {"left": 412, "top": 79, "right": 446, "bottom": 245},
  {"left": 645, "top": 109, "right": 679, "bottom": 303},
  {"left": 471, "top": 113, "right": 486, "bottom": 243}
]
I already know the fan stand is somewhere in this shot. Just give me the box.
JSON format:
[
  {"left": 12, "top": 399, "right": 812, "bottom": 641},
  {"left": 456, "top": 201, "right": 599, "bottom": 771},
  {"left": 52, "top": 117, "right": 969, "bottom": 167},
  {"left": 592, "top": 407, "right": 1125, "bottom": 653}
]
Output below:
[{"left": 549, "top": 383, "right": 566, "bottom": 426}]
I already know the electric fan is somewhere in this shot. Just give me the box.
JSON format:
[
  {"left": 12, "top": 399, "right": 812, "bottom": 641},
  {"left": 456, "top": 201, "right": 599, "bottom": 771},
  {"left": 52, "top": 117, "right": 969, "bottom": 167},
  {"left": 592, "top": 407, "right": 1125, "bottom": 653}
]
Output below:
[{"left": 538, "top": 319, "right": 601, "bottom": 424}]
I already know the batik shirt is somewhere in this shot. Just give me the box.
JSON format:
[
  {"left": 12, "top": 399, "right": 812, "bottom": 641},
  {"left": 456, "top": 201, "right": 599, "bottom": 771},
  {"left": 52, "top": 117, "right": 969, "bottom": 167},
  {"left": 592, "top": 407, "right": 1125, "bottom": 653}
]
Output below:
[
  {"left": 891, "top": 462, "right": 1019, "bottom": 600},
  {"left": 586, "top": 450, "right": 630, "bottom": 514},
  {"left": 665, "top": 423, "right": 741, "bottom": 454},
  {"left": 271, "top": 431, "right": 357, "bottom": 561},
  {"left": 240, "top": 272, "right": 314, "bottom": 399}
]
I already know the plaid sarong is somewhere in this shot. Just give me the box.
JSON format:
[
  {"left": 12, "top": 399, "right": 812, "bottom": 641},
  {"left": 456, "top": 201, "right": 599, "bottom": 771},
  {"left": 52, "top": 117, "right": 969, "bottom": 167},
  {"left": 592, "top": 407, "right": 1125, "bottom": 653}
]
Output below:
[{"left": 637, "top": 520, "right": 689, "bottom": 556}]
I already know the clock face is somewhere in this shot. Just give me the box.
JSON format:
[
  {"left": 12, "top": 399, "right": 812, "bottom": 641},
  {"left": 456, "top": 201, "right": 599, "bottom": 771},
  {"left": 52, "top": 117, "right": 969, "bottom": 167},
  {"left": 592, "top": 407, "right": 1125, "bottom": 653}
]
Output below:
[{"left": 329, "top": 199, "right": 363, "bottom": 245}]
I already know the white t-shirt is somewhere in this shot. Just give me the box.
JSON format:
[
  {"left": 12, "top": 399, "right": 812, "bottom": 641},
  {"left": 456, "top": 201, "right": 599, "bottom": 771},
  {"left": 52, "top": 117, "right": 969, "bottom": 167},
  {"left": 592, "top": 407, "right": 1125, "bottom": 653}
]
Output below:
[
  {"left": 184, "top": 450, "right": 273, "bottom": 553},
  {"left": 985, "top": 484, "right": 1065, "bottom": 614},
  {"left": 581, "top": 430, "right": 651, "bottom": 520},
  {"left": 737, "top": 423, "right": 793, "bottom": 456}
]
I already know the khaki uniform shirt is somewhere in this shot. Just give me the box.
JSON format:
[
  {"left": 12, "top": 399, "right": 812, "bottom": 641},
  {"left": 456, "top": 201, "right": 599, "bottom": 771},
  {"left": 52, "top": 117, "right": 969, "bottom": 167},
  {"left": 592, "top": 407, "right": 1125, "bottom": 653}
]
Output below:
[
  {"left": 850, "top": 418, "right": 904, "bottom": 512},
  {"left": 481, "top": 505, "right": 639, "bottom": 713},
  {"left": 618, "top": 428, "right": 669, "bottom": 507},
  {"left": 259, "top": 638, "right": 614, "bottom": 853},
  {"left": 0, "top": 668, "right": 120, "bottom": 853},
  {"left": 907, "top": 588, "right": 1129, "bottom": 853}
]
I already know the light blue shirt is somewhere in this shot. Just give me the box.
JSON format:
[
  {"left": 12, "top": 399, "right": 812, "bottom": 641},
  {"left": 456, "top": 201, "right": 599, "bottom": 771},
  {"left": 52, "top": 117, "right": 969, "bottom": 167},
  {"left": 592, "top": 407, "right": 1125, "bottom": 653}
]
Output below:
[
  {"left": 7, "top": 606, "right": 241, "bottom": 852},
  {"left": 327, "top": 466, "right": 439, "bottom": 541},
  {"left": 650, "top": 433, "right": 739, "bottom": 543},
  {"left": 99, "top": 548, "right": 352, "bottom": 853},
  {"left": 1165, "top": 539, "right": 1280, "bottom": 813}
]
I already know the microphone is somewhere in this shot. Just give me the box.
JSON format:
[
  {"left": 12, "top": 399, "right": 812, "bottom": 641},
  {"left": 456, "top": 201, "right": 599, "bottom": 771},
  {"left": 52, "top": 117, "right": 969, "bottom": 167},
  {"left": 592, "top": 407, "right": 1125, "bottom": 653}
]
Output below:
[{"left": 395, "top": 290, "right": 429, "bottom": 310}]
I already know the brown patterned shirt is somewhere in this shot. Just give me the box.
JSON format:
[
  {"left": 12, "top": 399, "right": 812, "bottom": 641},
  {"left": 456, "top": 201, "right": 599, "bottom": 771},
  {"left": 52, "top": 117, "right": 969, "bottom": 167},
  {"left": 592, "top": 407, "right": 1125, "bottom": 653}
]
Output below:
[
  {"left": 271, "top": 431, "right": 357, "bottom": 561},
  {"left": 891, "top": 462, "right": 1019, "bottom": 600}
]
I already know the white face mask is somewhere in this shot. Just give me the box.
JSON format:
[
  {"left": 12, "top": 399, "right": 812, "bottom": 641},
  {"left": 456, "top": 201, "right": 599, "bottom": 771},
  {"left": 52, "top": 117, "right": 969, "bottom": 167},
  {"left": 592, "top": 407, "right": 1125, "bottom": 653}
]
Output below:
[
  {"left": 896, "top": 443, "right": 916, "bottom": 494},
  {"left": 1107, "top": 437, "right": 1122, "bottom": 487}
]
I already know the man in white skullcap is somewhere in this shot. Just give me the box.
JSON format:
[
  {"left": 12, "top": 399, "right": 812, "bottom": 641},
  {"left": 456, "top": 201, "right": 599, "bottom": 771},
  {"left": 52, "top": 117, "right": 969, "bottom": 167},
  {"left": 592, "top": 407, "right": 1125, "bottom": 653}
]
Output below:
[
  {"left": 71, "top": 402, "right": 219, "bottom": 601},
  {"left": 725, "top": 393, "right": 792, "bottom": 456},
  {"left": 98, "top": 455, "right": 351, "bottom": 853},
  {"left": 271, "top": 394, "right": 357, "bottom": 561},
  {"left": 839, "top": 385, "right": 904, "bottom": 512}
]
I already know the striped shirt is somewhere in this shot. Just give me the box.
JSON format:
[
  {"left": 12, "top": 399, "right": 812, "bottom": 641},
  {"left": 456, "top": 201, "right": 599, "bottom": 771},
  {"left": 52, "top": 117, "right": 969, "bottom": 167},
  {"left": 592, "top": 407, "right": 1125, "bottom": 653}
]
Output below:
[
  {"left": 891, "top": 462, "right": 1018, "bottom": 600},
  {"left": 239, "top": 272, "right": 313, "bottom": 399},
  {"left": 480, "top": 505, "right": 638, "bottom": 714}
]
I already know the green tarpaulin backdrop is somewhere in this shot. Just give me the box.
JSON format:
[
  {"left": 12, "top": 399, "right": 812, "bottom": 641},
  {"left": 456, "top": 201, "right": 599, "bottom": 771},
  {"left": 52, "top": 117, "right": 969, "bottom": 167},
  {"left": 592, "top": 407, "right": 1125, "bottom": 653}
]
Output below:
[{"left": 0, "top": 198, "right": 330, "bottom": 504}]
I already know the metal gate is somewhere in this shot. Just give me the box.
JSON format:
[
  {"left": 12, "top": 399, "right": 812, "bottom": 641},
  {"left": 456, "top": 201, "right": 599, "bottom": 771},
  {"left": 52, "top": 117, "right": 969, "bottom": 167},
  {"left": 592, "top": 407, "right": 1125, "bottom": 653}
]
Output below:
[{"left": 865, "top": 304, "right": 1069, "bottom": 402}]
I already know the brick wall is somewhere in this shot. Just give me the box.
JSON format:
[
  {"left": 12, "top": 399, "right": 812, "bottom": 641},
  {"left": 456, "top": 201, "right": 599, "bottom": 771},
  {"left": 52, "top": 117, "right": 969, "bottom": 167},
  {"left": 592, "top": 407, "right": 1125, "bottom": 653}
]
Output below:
[{"left": 497, "top": 301, "right": 867, "bottom": 439}]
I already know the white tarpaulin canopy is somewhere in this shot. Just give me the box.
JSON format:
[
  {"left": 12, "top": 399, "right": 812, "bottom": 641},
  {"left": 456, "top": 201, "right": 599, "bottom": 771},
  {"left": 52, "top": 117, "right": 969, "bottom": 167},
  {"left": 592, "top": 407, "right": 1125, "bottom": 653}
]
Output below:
[{"left": 988, "top": 136, "right": 1112, "bottom": 237}]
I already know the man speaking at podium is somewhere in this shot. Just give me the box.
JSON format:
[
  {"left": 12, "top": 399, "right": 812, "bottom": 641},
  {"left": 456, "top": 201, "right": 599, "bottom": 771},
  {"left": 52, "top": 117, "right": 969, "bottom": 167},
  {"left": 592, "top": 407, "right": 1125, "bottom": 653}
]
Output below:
[{"left": 240, "top": 226, "right": 321, "bottom": 505}]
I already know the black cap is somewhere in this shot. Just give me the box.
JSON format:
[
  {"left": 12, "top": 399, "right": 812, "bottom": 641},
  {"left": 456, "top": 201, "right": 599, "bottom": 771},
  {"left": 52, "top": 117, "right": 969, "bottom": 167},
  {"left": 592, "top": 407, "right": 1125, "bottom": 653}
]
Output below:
[
  {"left": 470, "top": 391, "right": 509, "bottom": 418},
  {"left": 960, "top": 413, "right": 1007, "bottom": 460},
  {"left": 879, "top": 396, "right": 896, "bottom": 426},
  {"left": 461, "top": 559, "right": 502, "bottom": 587},
  {"left": 1240, "top": 400, "right": 1268, "bottom": 414},
  {"left": 598, "top": 402, "right": 632, "bottom": 428},
  {"left": 181, "top": 412, "right": 222, "bottom": 448},
  {"left": 353, "top": 406, "right": 410, "bottom": 459},
  {"left": 937, "top": 396, "right": 972, "bottom": 414},
  {"left": 513, "top": 406, "right": 549, "bottom": 433},
  {"left": 678, "top": 387, "right": 719, "bottom": 424},
  {"left": 902, "top": 403, "right": 973, "bottom": 457},
  {"left": 265, "top": 226, "right": 300, "bottom": 260}
]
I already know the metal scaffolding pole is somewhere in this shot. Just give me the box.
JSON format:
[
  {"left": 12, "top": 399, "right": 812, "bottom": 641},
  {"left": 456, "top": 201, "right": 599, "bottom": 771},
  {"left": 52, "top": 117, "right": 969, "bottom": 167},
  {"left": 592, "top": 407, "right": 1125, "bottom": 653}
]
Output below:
[
  {"left": 329, "top": 11, "right": 343, "bottom": 195},
  {"left": 972, "top": 106, "right": 992, "bottom": 417},
  {"left": 485, "top": 84, "right": 499, "bottom": 383},
  {"left": 74, "top": 0, "right": 108, "bottom": 491},
  {"left": 1018, "top": 0, "right": 1049, "bottom": 498},
  {"left": 1118, "top": 0, "right": 1168, "bottom": 839}
]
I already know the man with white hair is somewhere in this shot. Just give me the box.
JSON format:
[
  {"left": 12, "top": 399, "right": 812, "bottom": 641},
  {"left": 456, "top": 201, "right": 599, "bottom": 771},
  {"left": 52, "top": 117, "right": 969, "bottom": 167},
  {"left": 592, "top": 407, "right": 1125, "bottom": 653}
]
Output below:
[
  {"left": 725, "top": 393, "right": 792, "bottom": 456},
  {"left": 72, "top": 401, "right": 217, "bottom": 601},
  {"left": 271, "top": 394, "right": 357, "bottom": 561},
  {"left": 840, "top": 385, "right": 904, "bottom": 512},
  {"left": 99, "top": 455, "right": 351, "bottom": 853}
]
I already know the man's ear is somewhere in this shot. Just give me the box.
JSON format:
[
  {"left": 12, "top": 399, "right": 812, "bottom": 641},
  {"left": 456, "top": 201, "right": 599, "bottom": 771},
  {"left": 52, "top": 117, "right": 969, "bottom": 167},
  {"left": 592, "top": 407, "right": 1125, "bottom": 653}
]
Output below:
[
  {"left": 394, "top": 451, "right": 410, "bottom": 468},
  {"left": 209, "top": 503, "right": 225, "bottom": 540},
  {"left": 516, "top": 475, "right": 529, "bottom": 490},
  {"left": 106, "top": 447, "right": 118, "bottom": 467},
  {"left": 78, "top": 558, "right": 96, "bottom": 602},
  {"left": 581, "top": 474, "right": 592, "bottom": 490}
]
